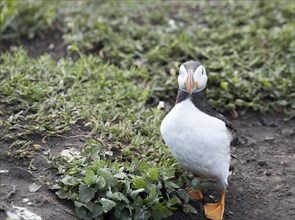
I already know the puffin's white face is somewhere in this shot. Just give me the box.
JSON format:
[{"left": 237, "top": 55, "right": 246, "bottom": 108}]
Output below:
[{"left": 178, "top": 64, "right": 208, "bottom": 95}]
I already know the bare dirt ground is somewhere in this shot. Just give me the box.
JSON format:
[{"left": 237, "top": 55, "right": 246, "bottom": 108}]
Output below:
[
  {"left": 0, "top": 37, "right": 294, "bottom": 219},
  {"left": 227, "top": 113, "right": 294, "bottom": 220}
]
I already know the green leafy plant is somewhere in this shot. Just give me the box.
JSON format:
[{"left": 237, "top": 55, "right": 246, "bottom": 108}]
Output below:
[
  {"left": 0, "top": 0, "right": 61, "bottom": 39},
  {"left": 61, "top": 1, "right": 295, "bottom": 116},
  {"left": 50, "top": 139, "right": 197, "bottom": 220}
]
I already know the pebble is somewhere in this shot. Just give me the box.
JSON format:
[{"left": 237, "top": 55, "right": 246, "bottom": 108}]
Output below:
[
  {"left": 245, "top": 137, "right": 257, "bottom": 146},
  {"left": 228, "top": 211, "right": 234, "bottom": 216},
  {"left": 48, "top": 43, "right": 55, "bottom": 50},
  {"left": 285, "top": 191, "right": 293, "bottom": 196},
  {"left": 264, "top": 136, "right": 275, "bottom": 141},
  {"left": 264, "top": 170, "right": 272, "bottom": 176},
  {"left": 282, "top": 128, "right": 294, "bottom": 136},
  {"left": 272, "top": 188, "right": 279, "bottom": 192}
]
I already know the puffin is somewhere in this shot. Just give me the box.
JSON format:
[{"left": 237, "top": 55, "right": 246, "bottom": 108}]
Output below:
[{"left": 160, "top": 61, "right": 238, "bottom": 220}]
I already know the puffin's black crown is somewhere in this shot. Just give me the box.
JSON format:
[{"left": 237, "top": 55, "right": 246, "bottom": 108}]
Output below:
[{"left": 182, "top": 60, "right": 201, "bottom": 72}]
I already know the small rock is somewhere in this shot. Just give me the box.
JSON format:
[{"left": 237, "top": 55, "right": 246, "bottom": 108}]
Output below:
[
  {"left": 228, "top": 211, "right": 234, "bottom": 216},
  {"left": 230, "top": 109, "right": 239, "bottom": 119},
  {"left": 272, "top": 187, "right": 279, "bottom": 192},
  {"left": 245, "top": 137, "right": 257, "bottom": 146},
  {"left": 285, "top": 191, "right": 293, "bottom": 196},
  {"left": 48, "top": 43, "right": 55, "bottom": 50},
  {"left": 264, "top": 136, "right": 275, "bottom": 141},
  {"left": 264, "top": 170, "right": 272, "bottom": 176},
  {"left": 282, "top": 128, "right": 294, "bottom": 136},
  {"left": 22, "top": 198, "right": 29, "bottom": 203}
]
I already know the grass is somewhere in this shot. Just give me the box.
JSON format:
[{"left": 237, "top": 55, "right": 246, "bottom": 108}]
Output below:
[
  {"left": 1, "top": 47, "right": 199, "bottom": 218},
  {"left": 0, "top": 0, "right": 294, "bottom": 219}
]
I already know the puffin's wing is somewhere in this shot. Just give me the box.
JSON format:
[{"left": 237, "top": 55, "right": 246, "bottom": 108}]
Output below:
[{"left": 212, "top": 111, "right": 240, "bottom": 146}]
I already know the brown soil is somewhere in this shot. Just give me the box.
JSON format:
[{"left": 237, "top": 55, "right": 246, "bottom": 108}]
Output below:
[
  {"left": 0, "top": 126, "right": 91, "bottom": 220},
  {"left": 1, "top": 30, "right": 68, "bottom": 61},
  {"left": 1, "top": 37, "right": 294, "bottom": 220}
]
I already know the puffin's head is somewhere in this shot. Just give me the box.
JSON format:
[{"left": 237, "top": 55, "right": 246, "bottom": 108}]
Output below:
[{"left": 178, "top": 60, "right": 208, "bottom": 95}]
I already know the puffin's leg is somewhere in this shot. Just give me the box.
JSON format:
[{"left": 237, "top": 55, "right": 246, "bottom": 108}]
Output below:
[
  {"left": 204, "top": 191, "right": 225, "bottom": 220},
  {"left": 186, "top": 188, "right": 203, "bottom": 200}
]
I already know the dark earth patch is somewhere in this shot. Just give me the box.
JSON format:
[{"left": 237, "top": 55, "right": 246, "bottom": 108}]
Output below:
[
  {"left": 0, "top": 126, "right": 91, "bottom": 220},
  {"left": 1, "top": 30, "right": 67, "bottom": 61}
]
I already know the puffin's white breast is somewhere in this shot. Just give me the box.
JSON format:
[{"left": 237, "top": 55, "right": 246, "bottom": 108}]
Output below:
[{"left": 160, "top": 99, "right": 232, "bottom": 189}]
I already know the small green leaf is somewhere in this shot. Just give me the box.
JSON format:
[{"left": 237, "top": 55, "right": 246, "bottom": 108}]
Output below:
[
  {"left": 67, "top": 44, "right": 79, "bottom": 52},
  {"left": 164, "top": 181, "right": 179, "bottom": 189},
  {"left": 114, "top": 172, "right": 127, "bottom": 179},
  {"left": 161, "top": 167, "right": 175, "bottom": 180},
  {"left": 130, "top": 188, "right": 145, "bottom": 200},
  {"left": 134, "top": 208, "right": 151, "bottom": 220},
  {"left": 83, "top": 170, "right": 96, "bottom": 185},
  {"left": 191, "top": 177, "right": 201, "bottom": 189},
  {"left": 133, "top": 196, "right": 144, "bottom": 207},
  {"left": 100, "top": 198, "right": 116, "bottom": 213},
  {"left": 75, "top": 206, "right": 87, "bottom": 219},
  {"left": 97, "top": 168, "right": 116, "bottom": 186},
  {"left": 132, "top": 177, "right": 147, "bottom": 189},
  {"left": 56, "top": 189, "right": 70, "bottom": 199},
  {"left": 145, "top": 184, "right": 158, "bottom": 204},
  {"left": 29, "top": 182, "right": 41, "bottom": 192},
  {"left": 183, "top": 203, "right": 197, "bottom": 214},
  {"left": 146, "top": 167, "right": 158, "bottom": 181},
  {"left": 61, "top": 175, "right": 77, "bottom": 186},
  {"left": 112, "top": 192, "right": 130, "bottom": 203},
  {"left": 220, "top": 81, "right": 228, "bottom": 90},
  {"left": 96, "top": 176, "right": 106, "bottom": 189},
  {"left": 177, "top": 189, "right": 190, "bottom": 203},
  {"left": 74, "top": 201, "right": 83, "bottom": 207},
  {"left": 151, "top": 202, "right": 172, "bottom": 219},
  {"left": 79, "top": 184, "right": 96, "bottom": 203},
  {"left": 166, "top": 197, "right": 181, "bottom": 207}
]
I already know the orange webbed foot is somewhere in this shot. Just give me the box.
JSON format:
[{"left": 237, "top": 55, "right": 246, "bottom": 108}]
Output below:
[{"left": 204, "top": 191, "right": 225, "bottom": 220}]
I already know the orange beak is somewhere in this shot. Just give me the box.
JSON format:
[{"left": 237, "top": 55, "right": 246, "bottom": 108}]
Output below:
[{"left": 187, "top": 70, "right": 193, "bottom": 95}]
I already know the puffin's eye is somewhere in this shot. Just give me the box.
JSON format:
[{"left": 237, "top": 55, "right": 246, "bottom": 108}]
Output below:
[
  {"left": 179, "top": 65, "right": 187, "bottom": 77},
  {"left": 201, "top": 68, "right": 204, "bottom": 75}
]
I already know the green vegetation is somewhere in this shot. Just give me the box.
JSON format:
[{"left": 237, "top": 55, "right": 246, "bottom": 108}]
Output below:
[
  {"left": 0, "top": 0, "right": 61, "bottom": 39},
  {"left": 1, "top": 0, "right": 294, "bottom": 219},
  {"left": 50, "top": 139, "right": 203, "bottom": 219}
]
